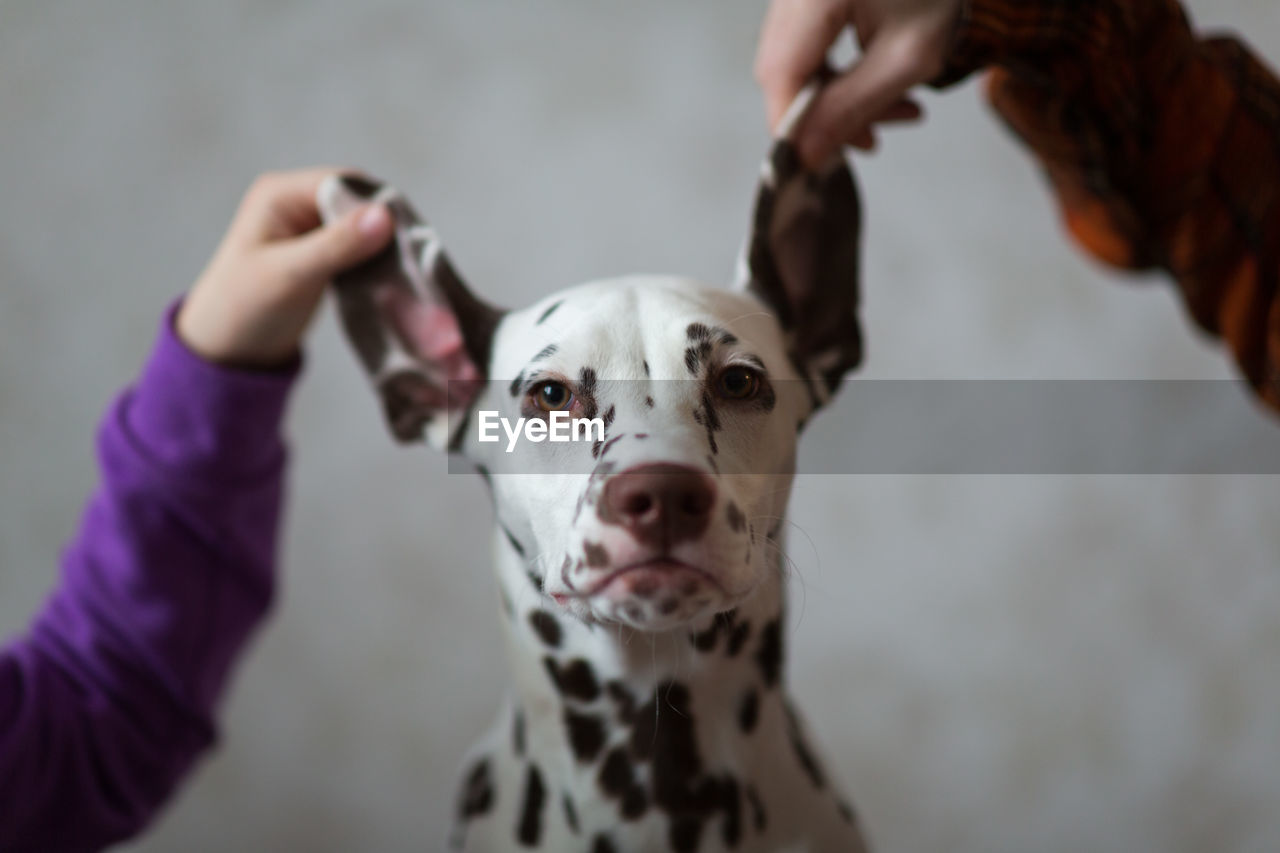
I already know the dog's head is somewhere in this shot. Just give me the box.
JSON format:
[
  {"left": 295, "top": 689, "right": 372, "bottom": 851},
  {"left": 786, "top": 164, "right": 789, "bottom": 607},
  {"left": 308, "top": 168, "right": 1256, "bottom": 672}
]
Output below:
[{"left": 319, "top": 127, "right": 862, "bottom": 632}]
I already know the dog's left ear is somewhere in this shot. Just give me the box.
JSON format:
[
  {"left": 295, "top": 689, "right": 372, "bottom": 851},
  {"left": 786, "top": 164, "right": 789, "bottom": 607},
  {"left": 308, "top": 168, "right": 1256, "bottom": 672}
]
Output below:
[
  {"left": 736, "top": 94, "right": 864, "bottom": 406},
  {"left": 318, "top": 174, "right": 505, "bottom": 448}
]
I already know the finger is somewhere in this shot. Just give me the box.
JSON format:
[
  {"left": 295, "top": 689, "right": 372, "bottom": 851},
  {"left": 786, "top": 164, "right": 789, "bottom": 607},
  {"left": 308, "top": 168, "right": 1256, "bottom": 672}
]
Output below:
[
  {"left": 755, "top": 0, "right": 853, "bottom": 130},
  {"left": 872, "top": 97, "right": 924, "bottom": 124},
  {"left": 267, "top": 202, "right": 393, "bottom": 288},
  {"left": 797, "top": 28, "right": 932, "bottom": 166},
  {"left": 850, "top": 3, "right": 880, "bottom": 51},
  {"left": 231, "top": 166, "right": 351, "bottom": 244},
  {"left": 821, "top": 86, "right": 926, "bottom": 160}
]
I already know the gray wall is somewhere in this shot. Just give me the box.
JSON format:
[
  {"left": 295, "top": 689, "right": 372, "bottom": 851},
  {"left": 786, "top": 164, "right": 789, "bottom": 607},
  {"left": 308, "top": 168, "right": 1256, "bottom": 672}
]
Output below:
[{"left": 2, "top": 2, "right": 1278, "bottom": 851}]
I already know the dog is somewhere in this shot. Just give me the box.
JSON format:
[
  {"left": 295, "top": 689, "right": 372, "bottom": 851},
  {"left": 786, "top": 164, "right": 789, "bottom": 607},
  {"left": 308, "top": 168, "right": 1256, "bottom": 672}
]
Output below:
[{"left": 317, "top": 84, "right": 870, "bottom": 853}]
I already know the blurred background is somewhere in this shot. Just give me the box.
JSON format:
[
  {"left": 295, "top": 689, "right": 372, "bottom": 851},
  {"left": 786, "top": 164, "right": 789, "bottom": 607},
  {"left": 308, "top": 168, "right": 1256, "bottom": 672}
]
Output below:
[{"left": 2, "top": 1, "right": 1279, "bottom": 850}]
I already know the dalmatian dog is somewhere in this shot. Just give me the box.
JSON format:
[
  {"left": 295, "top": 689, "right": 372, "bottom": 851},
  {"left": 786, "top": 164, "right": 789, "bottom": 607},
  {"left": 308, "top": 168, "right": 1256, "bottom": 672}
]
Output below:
[{"left": 318, "top": 85, "right": 869, "bottom": 853}]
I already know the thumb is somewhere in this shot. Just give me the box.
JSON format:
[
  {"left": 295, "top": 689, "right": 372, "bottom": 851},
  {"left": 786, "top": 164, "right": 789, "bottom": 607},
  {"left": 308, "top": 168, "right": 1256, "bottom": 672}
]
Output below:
[
  {"left": 797, "top": 28, "right": 930, "bottom": 167},
  {"left": 273, "top": 202, "right": 394, "bottom": 284}
]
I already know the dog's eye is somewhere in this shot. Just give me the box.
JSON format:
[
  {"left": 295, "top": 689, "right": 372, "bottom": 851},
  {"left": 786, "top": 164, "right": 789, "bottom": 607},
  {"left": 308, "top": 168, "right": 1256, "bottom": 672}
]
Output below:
[
  {"left": 715, "top": 366, "right": 761, "bottom": 400},
  {"left": 533, "top": 381, "right": 573, "bottom": 411}
]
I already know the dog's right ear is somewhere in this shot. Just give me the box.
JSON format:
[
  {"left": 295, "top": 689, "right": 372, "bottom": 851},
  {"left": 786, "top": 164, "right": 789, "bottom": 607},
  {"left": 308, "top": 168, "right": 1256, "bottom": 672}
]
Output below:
[
  {"left": 734, "top": 82, "right": 864, "bottom": 409},
  {"left": 318, "top": 174, "right": 504, "bottom": 448}
]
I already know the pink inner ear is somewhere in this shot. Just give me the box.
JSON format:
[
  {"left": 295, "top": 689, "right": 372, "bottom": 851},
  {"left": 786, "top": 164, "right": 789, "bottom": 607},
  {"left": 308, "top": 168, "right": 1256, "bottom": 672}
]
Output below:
[{"left": 376, "top": 288, "right": 479, "bottom": 384}]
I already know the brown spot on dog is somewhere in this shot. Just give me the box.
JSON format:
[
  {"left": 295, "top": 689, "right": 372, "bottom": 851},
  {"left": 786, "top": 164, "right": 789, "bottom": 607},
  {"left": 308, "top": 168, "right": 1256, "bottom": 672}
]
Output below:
[
  {"left": 531, "top": 343, "right": 559, "bottom": 362},
  {"left": 725, "top": 501, "right": 746, "bottom": 533},
  {"left": 584, "top": 542, "right": 609, "bottom": 568},
  {"left": 726, "top": 621, "right": 752, "bottom": 657},
  {"left": 516, "top": 764, "right": 547, "bottom": 845},
  {"left": 513, "top": 709, "right": 526, "bottom": 755},
  {"left": 536, "top": 299, "right": 564, "bottom": 324},
  {"left": 458, "top": 758, "right": 495, "bottom": 820},
  {"left": 599, "top": 747, "right": 634, "bottom": 797},
  {"left": 577, "top": 370, "right": 598, "bottom": 420},
  {"left": 756, "top": 619, "right": 783, "bottom": 688},
  {"left": 543, "top": 657, "right": 601, "bottom": 702},
  {"left": 564, "top": 710, "right": 606, "bottom": 763},
  {"left": 701, "top": 392, "right": 721, "bottom": 432},
  {"left": 690, "top": 620, "right": 720, "bottom": 652},
  {"left": 597, "top": 747, "right": 648, "bottom": 820},
  {"left": 739, "top": 690, "right": 759, "bottom": 734},
  {"left": 686, "top": 322, "right": 712, "bottom": 342},
  {"left": 502, "top": 525, "right": 526, "bottom": 557},
  {"left": 606, "top": 681, "right": 637, "bottom": 724},
  {"left": 528, "top": 611, "right": 562, "bottom": 648}
]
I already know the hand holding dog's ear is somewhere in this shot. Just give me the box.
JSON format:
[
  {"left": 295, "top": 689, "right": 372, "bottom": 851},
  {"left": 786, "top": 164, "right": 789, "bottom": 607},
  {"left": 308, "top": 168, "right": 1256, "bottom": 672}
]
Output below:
[
  {"left": 178, "top": 168, "right": 394, "bottom": 368},
  {"left": 739, "top": 82, "right": 866, "bottom": 403},
  {"left": 317, "top": 174, "right": 504, "bottom": 447},
  {"left": 755, "top": 0, "right": 957, "bottom": 166}
]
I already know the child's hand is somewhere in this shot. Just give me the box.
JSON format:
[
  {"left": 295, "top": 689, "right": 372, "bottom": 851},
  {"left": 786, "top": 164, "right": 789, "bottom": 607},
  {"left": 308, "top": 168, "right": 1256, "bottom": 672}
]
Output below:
[{"left": 177, "top": 167, "right": 394, "bottom": 368}]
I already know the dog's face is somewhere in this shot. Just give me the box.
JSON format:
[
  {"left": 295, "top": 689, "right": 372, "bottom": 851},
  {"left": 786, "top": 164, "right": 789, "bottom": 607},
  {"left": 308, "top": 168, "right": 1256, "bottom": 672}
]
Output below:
[
  {"left": 468, "top": 278, "right": 807, "bottom": 629},
  {"left": 319, "top": 135, "right": 863, "bottom": 632}
]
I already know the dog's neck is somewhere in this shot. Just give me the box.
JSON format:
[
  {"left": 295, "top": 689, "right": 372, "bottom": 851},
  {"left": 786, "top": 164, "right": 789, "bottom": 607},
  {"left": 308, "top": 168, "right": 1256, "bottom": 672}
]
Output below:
[{"left": 491, "top": 532, "right": 793, "bottom": 781}]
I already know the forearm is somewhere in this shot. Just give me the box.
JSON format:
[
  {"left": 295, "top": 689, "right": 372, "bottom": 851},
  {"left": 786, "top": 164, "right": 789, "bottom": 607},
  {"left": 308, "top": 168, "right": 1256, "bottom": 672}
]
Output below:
[
  {"left": 0, "top": 304, "right": 295, "bottom": 850},
  {"left": 938, "top": 0, "right": 1280, "bottom": 409}
]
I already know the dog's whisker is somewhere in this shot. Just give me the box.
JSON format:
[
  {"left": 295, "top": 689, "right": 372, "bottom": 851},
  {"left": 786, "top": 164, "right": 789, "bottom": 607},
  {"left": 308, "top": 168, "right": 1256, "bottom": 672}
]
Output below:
[
  {"left": 722, "top": 309, "right": 779, "bottom": 327},
  {"left": 752, "top": 531, "right": 808, "bottom": 631},
  {"left": 750, "top": 514, "right": 821, "bottom": 574}
]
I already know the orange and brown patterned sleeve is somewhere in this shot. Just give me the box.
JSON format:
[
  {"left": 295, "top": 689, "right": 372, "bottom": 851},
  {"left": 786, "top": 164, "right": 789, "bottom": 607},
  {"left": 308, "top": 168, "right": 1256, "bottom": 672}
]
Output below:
[{"left": 934, "top": 0, "right": 1280, "bottom": 412}]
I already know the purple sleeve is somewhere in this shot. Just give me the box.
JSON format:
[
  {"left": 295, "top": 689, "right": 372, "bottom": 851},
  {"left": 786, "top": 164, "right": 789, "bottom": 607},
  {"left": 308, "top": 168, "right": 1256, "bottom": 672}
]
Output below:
[{"left": 0, "top": 303, "right": 298, "bottom": 852}]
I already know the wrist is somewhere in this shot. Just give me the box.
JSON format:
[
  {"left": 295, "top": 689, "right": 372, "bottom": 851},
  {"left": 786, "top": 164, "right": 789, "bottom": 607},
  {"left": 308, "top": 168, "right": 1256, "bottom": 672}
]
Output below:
[
  {"left": 121, "top": 300, "right": 301, "bottom": 484},
  {"left": 176, "top": 286, "right": 307, "bottom": 371},
  {"left": 931, "top": 0, "right": 1095, "bottom": 87},
  {"left": 931, "top": 0, "right": 1198, "bottom": 92}
]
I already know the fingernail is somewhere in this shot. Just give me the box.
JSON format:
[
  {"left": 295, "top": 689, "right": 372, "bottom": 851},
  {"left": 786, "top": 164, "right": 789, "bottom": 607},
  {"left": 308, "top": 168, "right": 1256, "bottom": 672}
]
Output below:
[{"left": 357, "top": 203, "right": 390, "bottom": 238}]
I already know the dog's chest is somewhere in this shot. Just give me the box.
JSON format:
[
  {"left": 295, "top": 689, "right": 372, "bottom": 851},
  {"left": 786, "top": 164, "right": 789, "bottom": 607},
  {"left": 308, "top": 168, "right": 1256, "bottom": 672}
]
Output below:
[{"left": 449, "top": 582, "right": 863, "bottom": 853}]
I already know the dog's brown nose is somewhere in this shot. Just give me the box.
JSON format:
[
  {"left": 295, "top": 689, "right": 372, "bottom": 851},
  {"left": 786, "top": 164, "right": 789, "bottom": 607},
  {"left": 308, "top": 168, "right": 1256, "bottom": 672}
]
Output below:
[{"left": 599, "top": 464, "right": 716, "bottom": 546}]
